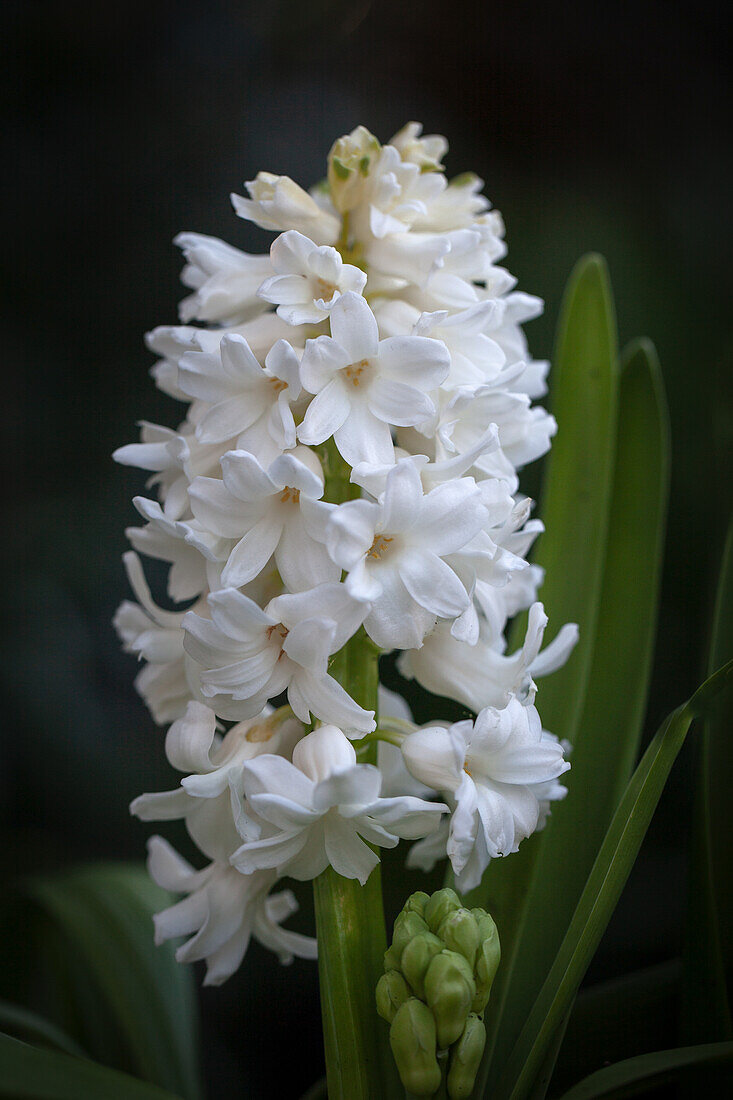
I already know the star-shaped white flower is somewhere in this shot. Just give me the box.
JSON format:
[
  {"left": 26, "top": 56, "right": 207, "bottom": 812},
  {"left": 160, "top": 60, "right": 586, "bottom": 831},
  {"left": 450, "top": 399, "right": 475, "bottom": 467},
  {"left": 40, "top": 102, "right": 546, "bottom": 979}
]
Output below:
[
  {"left": 326, "top": 458, "right": 488, "bottom": 650},
  {"left": 231, "top": 724, "right": 447, "bottom": 885},
  {"left": 178, "top": 333, "right": 302, "bottom": 457},
  {"left": 131, "top": 701, "right": 304, "bottom": 863},
  {"left": 257, "top": 230, "right": 367, "bottom": 326},
  {"left": 174, "top": 232, "right": 273, "bottom": 325},
  {"left": 398, "top": 602, "right": 579, "bottom": 712},
  {"left": 189, "top": 446, "right": 338, "bottom": 592},
  {"left": 297, "top": 292, "right": 449, "bottom": 466},
  {"left": 400, "top": 697, "right": 570, "bottom": 891},
  {"left": 183, "top": 583, "right": 374, "bottom": 732},
  {"left": 147, "top": 837, "right": 317, "bottom": 985}
]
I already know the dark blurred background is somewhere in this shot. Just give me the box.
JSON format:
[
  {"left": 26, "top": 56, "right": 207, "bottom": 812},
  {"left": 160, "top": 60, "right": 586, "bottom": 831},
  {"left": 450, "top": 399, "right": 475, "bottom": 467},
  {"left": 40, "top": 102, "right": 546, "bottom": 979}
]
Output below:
[{"left": 3, "top": 1, "right": 732, "bottom": 1095}]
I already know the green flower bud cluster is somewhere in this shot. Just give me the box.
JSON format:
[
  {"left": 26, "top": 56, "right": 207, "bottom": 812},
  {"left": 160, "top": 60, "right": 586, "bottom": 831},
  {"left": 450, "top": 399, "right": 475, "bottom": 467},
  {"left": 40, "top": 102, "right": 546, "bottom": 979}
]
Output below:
[{"left": 376, "top": 888, "right": 500, "bottom": 1098}]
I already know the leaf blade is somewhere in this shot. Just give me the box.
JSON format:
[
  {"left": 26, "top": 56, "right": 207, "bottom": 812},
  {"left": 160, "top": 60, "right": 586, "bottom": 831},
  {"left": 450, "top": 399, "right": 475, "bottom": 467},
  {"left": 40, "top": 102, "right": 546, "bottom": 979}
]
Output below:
[
  {"left": 0, "top": 1033, "right": 182, "bottom": 1100},
  {"left": 490, "top": 337, "right": 669, "bottom": 1088},
  {"left": 23, "top": 864, "right": 201, "bottom": 1100},
  {"left": 558, "top": 1041, "right": 733, "bottom": 1100}
]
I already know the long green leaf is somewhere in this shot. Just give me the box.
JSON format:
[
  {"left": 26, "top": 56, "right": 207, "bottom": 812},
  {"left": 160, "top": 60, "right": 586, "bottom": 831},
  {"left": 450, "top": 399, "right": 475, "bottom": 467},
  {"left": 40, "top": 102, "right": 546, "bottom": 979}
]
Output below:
[
  {"left": 0, "top": 1001, "right": 85, "bottom": 1059},
  {"left": 470, "top": 253, "right": 620, "bottom": 1091},
  {"left": 558, "top": 1041, "right": 733, "bottom": 1099},
  {"left": 490, "top": 338, "right": 669, "bottom": 1091},
  {"left": 494, "top": 658, "right": 733, "bottom": 1100},
  {"left": 681, "top": 519, "right": 733, "bottom": 1044},
  {"left": 0, "top": 1033, "right": 181, "bottom": 1099},
  {"left": 23, "top": 864, "right": 201, "bottom": 1100}
]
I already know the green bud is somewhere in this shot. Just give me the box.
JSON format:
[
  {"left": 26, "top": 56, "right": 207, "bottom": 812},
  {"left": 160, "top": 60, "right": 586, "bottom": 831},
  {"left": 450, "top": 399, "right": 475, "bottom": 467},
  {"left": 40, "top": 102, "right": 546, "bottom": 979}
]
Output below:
[
  {"left": 424, "top": 950, "right": 476, "bottom": 1050},
  {"left": 327, "top": 126, "right": 381, "bottom": 213},
  {"left": 424, "top": 887, "right": 461, "bottom": 934},
  {"left": 376, "top": 970, "right": 410, "bottom": 1024},
  {"left": 438, "top": 907, "right": 480, "bottom": 969},
  {"left": 389, "top": 998, "right": 441, "bottom": 1097},
  {"left": 403, "top": 890, "right": 431, "bottom": 919},
  {"left": 391, "top": 910, "right": 430, "bottom": 967},
  {"left": 473, "top": 914, "right": 501, "bottom": 1013},
  {"left": 400, "top": 932, "right": 444, "bottom": 1001},
  {"left": 447, "top": 1014, "right": 487, "bottom": 1099}
]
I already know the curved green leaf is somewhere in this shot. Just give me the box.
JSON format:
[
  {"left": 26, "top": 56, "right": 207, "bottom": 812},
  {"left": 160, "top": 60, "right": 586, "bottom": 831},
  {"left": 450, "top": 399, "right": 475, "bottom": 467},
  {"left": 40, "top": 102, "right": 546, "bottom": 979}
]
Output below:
[
  {"left": 558, "top": 1041, "right": 733, "bottom": 1099},
  {"left": 0, "top": 1000, "right": 85, "bottom": 1058},
  {"left": 494, "top": 658, "right": 733, "bottom": 1099},
  {"left": 490, "top": 337, "right": 669, "bottom": 1092},
  {"left": 22, "top": 864, "right": 201, "bottom": 1100},
  {"left": 0, "top": 1032, "right": 182, "bottom": 1099},
  {"left": 469, "top": 253, "right": 620, "bottom": 1091},
  {"left": 681, "top": 519, "right": 733, "bottom": 1045}
]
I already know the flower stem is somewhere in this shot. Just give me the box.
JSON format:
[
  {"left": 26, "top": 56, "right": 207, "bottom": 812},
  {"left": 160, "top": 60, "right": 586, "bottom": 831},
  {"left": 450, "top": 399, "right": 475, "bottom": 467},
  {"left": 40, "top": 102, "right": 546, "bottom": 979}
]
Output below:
[{"left": 312, "top": 440, "right": 400, "bottom": 1099}]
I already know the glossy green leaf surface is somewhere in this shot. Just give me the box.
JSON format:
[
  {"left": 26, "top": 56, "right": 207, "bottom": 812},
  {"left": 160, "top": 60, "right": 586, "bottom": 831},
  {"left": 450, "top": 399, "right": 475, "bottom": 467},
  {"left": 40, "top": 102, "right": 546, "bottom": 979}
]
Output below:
[
  {"left": 0, "top": 1033, "right": 182, "bottom": 1099},
  {"left": 558, "top": 1040, "right": 733, "bottom": 1099},
  {"left": 469, "top": 253, "right": 620, "bottom": 1092},
  {"left": 681, "top": 520, "right": 733, "bottom": 1044},
  {"left": 22, "top": 864, "right": 201, "bottom": 1100},
  {"left": 495, "top": 658, "right": 733, "bottom": 1100},
  {"left": 491, "top": 337, "right": 669, "bottom": 1088}
]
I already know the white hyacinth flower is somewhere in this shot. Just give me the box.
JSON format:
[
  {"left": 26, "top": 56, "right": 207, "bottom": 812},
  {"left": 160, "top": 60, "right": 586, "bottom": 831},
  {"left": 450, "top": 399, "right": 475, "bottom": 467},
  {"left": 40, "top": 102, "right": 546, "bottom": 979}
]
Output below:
[
  {"left": 148, "top": 837, "right": 317, "bottom": 985},
  {"left": 174, "top": 232, "right": 273, "bottom": 325},
  {"left": 189, "top": 447, "right": 338, "bottom": 592},
  {"left": 297, "top": 292, "right": 449, "bottom": 466},
  {"left": 183, "top": 584, "right": 374, "bottom": 732},
  {"left": 399, "top": 602, "right": 579, "bottom": 712},
  {"left": 130, "top": 701, "right": 304, "bottom": 861},
  {"left": 178, "top": 333, "right": 302, "bottom": 454},
  {"left": 257, "top": 230, "right": 367, "bottom": 325},
  {"left": 401, "top": 697, "right": 570, "bottom": 891},
  {"left": 326, "top": 458, "right": 488, "bottom": 649},
  {"left": 232, "top": 725, "right": 447, "bottom": 885}
]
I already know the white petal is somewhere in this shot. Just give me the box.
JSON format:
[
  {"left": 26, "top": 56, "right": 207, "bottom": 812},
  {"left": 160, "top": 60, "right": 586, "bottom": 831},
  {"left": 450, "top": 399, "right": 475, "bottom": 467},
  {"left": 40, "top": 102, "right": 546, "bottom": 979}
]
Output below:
[
  {"left": 293, "top": 724, "right": 357, "bottom": 782},
  {"left": 298, "top": 379, "right": 351, "bottom": 444},
  {"left": 334, "top": 403, "right": 394, "bottom": 467},
  {"left": 401, "top": 726, "right": 465, "bottom": 791},
  {"left": 222, "top": 518, "right": 283, "bottom": 588},
  {"left": 328, "top": 292, "right": 379, "bottom": 361},
  {"left": 367, "top": 378, "right": 435, "bottom": 428},
  {"left": 165, "top": 701, "right": 218, "bottom": 773},
  {"left": 398, "top": 550, "right": 469, "bottom": 618}
]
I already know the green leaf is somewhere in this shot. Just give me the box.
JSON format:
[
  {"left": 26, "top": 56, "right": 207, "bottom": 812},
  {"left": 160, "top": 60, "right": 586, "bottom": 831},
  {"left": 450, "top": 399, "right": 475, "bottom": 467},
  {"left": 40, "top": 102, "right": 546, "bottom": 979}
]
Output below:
[
  {"left": 0, "top": 1000, "right": 86, "bottom": 1058},
  {"left": 467, "top": 253, "right": 620, "bottom": 1091},
  {"left": 557, "top": 1041, "right": 733, "bottom": 1099},
  {"left": 0, "top": 1032, "right": 182, "bottom": 1099},
  {"left": 493, "top": 658, "right": 733, "bottom": 1100},
  {"left": 488, "top": 337, "right": 670, "bottom": 1090},
  {"left": 21, "top": 864, "right": 201, "bottom": 1100},
  {"left": 681, "top": 518, "right": 733, "bottom": 1044}
]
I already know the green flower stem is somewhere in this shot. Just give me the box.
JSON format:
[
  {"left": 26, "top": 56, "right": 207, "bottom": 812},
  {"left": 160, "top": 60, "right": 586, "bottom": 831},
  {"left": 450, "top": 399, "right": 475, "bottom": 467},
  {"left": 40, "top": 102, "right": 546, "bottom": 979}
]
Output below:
[{"left": 312, "top": 439, "right": 400, "bottom": 1100}]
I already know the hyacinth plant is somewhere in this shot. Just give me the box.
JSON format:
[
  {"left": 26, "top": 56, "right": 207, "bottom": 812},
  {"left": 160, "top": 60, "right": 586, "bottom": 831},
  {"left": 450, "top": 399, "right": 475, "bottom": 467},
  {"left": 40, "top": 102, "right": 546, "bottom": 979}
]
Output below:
[{"left": 2, "top": 124, "right": 731, "bottom": 1100}]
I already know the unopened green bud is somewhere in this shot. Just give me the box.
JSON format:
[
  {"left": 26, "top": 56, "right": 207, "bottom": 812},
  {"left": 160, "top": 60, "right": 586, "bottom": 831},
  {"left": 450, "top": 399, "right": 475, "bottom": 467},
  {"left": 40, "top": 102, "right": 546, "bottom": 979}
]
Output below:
[
  {"left": 327, "top": 126, "right": 381, "bottom": 213},
  {"left": 376, "top": 970, "right": 410, "bottom": 1024},
  {"left": 424, "top": 950, "right": 476, "bottom": 1049},
  {"left": 401, "top": 932, "right": 444, "bottom": 1001},
  {"left": 389, "top": 998, "right": 441, "bottom": 1097},
  {"left": 439, "top": 907, "right": 480, "bottom": 969},
  {"left": 403, "top": 890, "right": 430, "bottom": 919},
  {"left": 447, "top": 1014, "right": 487, "bottom": 1099},
  {"left": 473, "top": 913, "right": 501, "bottom": 1013},
  {"left": 390, "top": 910, "right": 429, "bottom": 967},
  {"left": 424, "top": 887, "right": 461, "bottom": 933}
]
